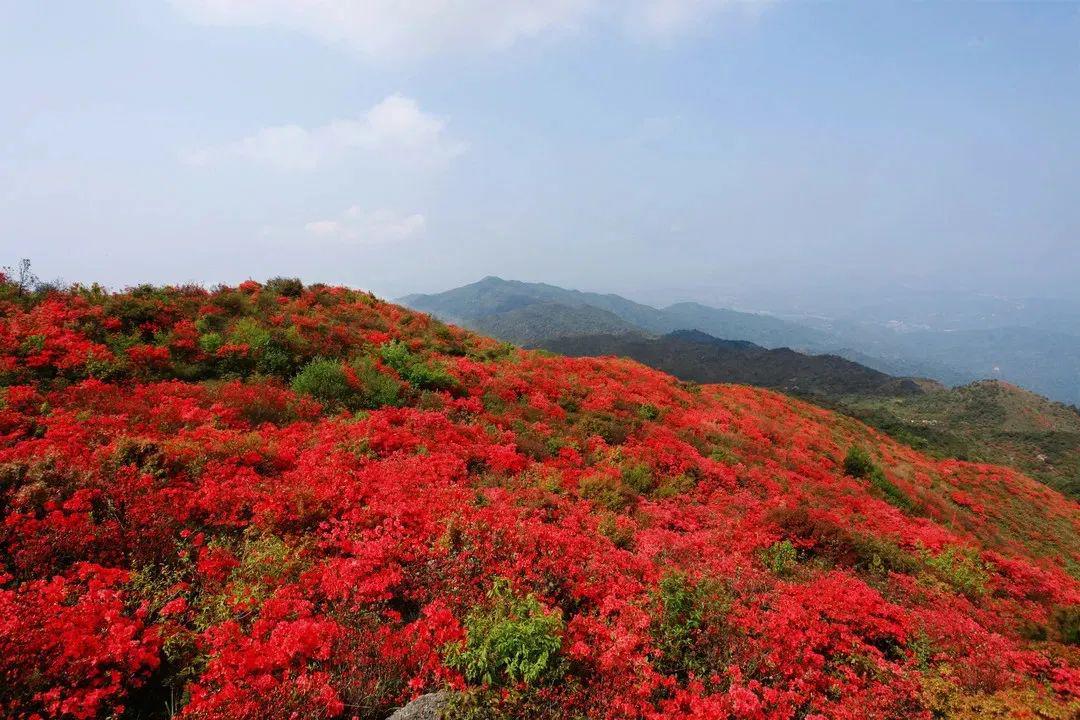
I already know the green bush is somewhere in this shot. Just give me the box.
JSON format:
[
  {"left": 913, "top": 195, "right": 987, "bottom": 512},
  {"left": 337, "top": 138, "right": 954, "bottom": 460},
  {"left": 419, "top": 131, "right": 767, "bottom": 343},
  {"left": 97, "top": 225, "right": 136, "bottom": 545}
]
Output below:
[
  {"left": 227, "top": 317, "right": 271, "bottom": 351},
  {"left": 844, "top": 446, "right": 915, "bottom": 512},
  {"left": 256, "top": 341, "right": 296, "bottom": 377},
  {"left": 651, "top": 573, "right": 729, "bottom": 680},
  {"left": 291, "top": 358, "right": 355, "bottom": 409},
  {"left": 350, "top": 357, "right": 402, "bottom": 409},
  {"left": 637, "top": 404, "right": 661, "bottom": 421},
  {"left": 620, "top": 463, "right": 655, "bottom": 495},
  {"left": 923, "top": 545, "right": 989, "bottom": 598},
  {"left": 198, "top": 332, "right": 224, "bottom": 355},
  {"left": 760, "top": 539, "right": 797, "bottom": 576},
  {"left": 575, "top": 412, "right": 632, "bottom": 445},
  {"left": 380, "top": 340, "right": 458, "bottom": 391},
  {"left": 446, "top": 578, "right": 564, "bottom": 687},
  {"left": 1051, "top": 605, "right": 1080, "bottom": 645},
  {"left": 869, "top": 466, "right": 916, "bottom": 512},
  {"left": 843, "top": 446, "right": 876, "bottom": 478},
  {"left": 264, "top": 277, "right": 304, "bottom": 297},
  {"left": 579, "top": 473, "right": 636, "bottom": 512}
]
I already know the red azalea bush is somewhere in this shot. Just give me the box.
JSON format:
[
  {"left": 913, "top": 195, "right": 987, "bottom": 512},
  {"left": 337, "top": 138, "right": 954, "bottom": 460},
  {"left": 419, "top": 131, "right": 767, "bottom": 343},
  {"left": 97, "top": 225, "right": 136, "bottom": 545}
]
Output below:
[{"left": 0, "top": 276, "right": 1077, "bottom": 719}]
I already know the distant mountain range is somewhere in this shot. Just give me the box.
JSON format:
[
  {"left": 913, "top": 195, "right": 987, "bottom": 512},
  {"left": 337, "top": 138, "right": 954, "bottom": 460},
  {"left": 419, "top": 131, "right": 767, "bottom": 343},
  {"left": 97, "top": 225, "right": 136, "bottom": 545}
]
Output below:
[{"left": 400, "top": 276, "right": 1080, "bottom": 404}]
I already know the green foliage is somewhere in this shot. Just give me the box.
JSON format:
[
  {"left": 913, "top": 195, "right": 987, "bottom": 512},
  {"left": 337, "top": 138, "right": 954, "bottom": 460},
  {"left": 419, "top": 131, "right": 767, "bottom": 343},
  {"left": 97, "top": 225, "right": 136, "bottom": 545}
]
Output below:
[
  {"left": 578, "top": 473, "right": 636, "bottom": 512},
  {"left": 843, "top": 446, "right": 876, "bottom": 479},
  {"left": 574, "top": 412, "right": 632, "bottom": 445},
  {"left": 380, "top": 340, "right": 458, "bottom": 391},
  {"left": 597, "top": 512, "right": 634, "bottom": 549},
  {"left": 227, "top": 317, "right": 271, "bottom": 351},
  {"left": 620, "top": 463, "right": 655, "bottom": 495},
  {"left": 256, "top": 341, "right": 296, "bottom": 377},
  {"left": 843, "top": 446, "right": 916, "bottom": 512},
  {"left": 637, "top": 403, "right": 661, "bottom": 421},
  {"left": 653, "top": 473, "right": 696, "bottom": 499},
  {"left": 291, "top": 358, "right": 354, "bottom": 409},
  {"left": 350, "top": 357, "right": 402, "bottom": 409},
  {"left": 1050, "top": 605, "right": 1080, "bottom": 645},
  {"left": 760, "top": 539, "right": 797, "bottom": 576},
  {"left": 264, "top": 277, "right": 304, "bottom": 297},
  {"left": 198, "top": 332, "right": 224, "bottom": 355},
  {"left": 869, "top": 466, "right": 916, "bottom": 512},
  {"left": 923, "top": 546, "right": 989, "bottom": 599},
  {"left": 446, "top": 578, "right": 564, "bottom": 687},
  {"left": 651, "top": 573, "right": 729, "bottom": 680}
]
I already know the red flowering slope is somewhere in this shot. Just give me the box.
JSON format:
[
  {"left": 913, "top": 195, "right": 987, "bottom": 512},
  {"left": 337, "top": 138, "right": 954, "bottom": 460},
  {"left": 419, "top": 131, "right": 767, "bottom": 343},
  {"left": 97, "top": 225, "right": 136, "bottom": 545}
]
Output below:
[{"left": 0, "top": 278, "right": 1077, "bottom": 720}]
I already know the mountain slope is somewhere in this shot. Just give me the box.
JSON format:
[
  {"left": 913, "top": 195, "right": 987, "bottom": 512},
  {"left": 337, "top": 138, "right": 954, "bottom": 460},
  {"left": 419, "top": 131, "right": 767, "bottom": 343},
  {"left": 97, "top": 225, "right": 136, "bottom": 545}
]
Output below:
[
  {"left": 659, "top": 302, "right": 834, "bottom": 350},
  {"left": 537, "top": 329, "right": 925, "bottom": 398},
  {"left": 1, "top": 278, "right": 1077, "bottom": 720},
  {"left": 399, "top": 276, "right": 821, "bottom": 349},
  {"left": 467, "top": 302, "right": 639, "bottom": 344},
  {"left": 400, "top": 275, "right": 675, "bottom": 329},
  {"left": 539, "top": 329, "right": 1080, "bottom": 498},
  {"left": 832, "top": 380, "right": 1080, "bottom": 498}
]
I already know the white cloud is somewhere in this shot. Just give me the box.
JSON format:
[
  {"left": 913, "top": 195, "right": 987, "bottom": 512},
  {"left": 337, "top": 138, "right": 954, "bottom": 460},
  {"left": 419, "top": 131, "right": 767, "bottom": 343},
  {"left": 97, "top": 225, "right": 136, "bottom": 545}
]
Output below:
[
  {"left": 171, "top": 0, "right": 594, "bottom": 61},
  {"left": 303, "top": 207, "right": 427, "bottom": 244},
  {"left": 182, "top": 94, "right": 466, "bottom": 171},
  {"left": 624, "top": 1, "right": 762, "bottom": 39},
  {"left": 170, "top": 1, "right": 767, "bottom": 60}
]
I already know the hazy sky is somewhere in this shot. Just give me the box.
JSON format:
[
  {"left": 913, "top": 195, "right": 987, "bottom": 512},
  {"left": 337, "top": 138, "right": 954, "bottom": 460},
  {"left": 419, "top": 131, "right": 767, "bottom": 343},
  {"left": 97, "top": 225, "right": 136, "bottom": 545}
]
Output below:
[{"left": 2, "top": 1, "right": 1079, "bottom": 308}]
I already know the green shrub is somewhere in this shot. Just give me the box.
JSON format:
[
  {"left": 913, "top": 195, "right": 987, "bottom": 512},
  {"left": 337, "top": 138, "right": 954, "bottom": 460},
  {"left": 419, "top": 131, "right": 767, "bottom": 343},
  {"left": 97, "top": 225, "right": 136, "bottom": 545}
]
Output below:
[
  {"left": 843, "top": 446, "right": 876, "bottom": 478},
  {"left": 1051, "top": 605, "right": 1080, "bottom": 645},
  {"left": 654, "top": 473, "right": 696, "bottom": 499},
  {"left": 651, "top": 573, "right": 729, "bottom": 680},
  {"left": 843, "top": 446, "right": 915, "bottom": 512},
  {"left": 198, "top": 332, "right": 224, "bottom": 355},
  {"left": 227, "top": 317, "right": 271, "bottom": 351},
  {"left": 923, "top": 545, "right": 989, "bottom": 598},
  {"left": 256, "top": 341, "right": 296, "bottom": 377},
  {"left": 380, "top": 340, "right": 457, "bottom": 391},
  {"left": 265, "top": 277, "right": 304, "bottom": 297},
  {"left": 760, "top": 539, "right": 797, "bottom": 576},
  {"left": 579, "top": 473, "right": 636, "bottom": 512},
  {"left": 620, "top": 463, "right": 655, "bottom": 495},
  {"left": 575, "top": 412, "right": 632, "bottom": 445},
  {"left": 350, "top": 357, "right": 402, "bottom": 409},
  {"left": 446, "top": 578, "right": 564, "bottom": 687},
  {"left": 869, "top": 466, "right": 916, "bottom": 512},
  {"left": 637, "top": 404, "right": 661, "bottom": 421},
  {"left": 291, "top": 358, "right": 355, "bottom": 409}
]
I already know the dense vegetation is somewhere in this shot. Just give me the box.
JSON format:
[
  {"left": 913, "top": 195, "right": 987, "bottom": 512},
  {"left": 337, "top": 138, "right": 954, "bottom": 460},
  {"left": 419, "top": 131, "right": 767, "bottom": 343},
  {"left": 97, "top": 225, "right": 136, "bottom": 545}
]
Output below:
[
  {"left": 830, "top": 381, "right": 1080, "bottom": 500},
  {"left": 1, "top": 275, "right": 1078, "bottom": 719}
]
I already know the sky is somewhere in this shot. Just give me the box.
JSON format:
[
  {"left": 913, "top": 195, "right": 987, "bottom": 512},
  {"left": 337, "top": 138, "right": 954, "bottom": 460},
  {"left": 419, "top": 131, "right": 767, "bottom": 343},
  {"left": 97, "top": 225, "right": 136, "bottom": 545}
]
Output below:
[{"left": 2, "top": 1, "right": 1079, "bottom": 311}]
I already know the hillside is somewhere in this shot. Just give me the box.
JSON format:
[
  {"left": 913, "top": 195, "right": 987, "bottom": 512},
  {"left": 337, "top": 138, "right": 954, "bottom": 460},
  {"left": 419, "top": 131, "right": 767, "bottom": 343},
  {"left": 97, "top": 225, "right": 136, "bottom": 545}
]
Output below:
[
  {"left": 537, "top": 329, "right": 925, "bottom": 398},
  {"left": 537, "top": 331, "right": 1080, "bottom": 498},
  {"left": 1, "top": 277, "right": 1078, "bottom": 720},
  {"left": 400, "top": 276, "right": 674, "bottom": 331},
  {"left": 831, "top": 380, "right": 1080, "bottom": 499}
]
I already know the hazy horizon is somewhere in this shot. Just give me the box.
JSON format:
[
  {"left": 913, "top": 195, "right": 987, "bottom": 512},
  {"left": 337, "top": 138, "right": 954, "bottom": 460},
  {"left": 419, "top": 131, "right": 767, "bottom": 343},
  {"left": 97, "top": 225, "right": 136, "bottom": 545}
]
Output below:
[{"left": 4, "top": 2, "right": 1080, "bottom": 314}]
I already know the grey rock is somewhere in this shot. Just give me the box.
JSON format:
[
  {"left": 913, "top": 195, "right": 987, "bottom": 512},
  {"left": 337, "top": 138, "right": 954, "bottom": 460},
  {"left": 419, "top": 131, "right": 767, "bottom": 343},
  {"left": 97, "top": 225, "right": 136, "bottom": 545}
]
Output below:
[{"left": 385, "top": 691, "right": 449, "bottom": 720}]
